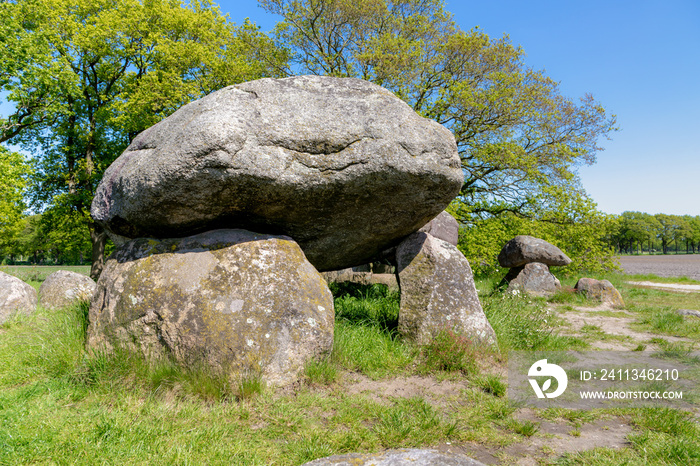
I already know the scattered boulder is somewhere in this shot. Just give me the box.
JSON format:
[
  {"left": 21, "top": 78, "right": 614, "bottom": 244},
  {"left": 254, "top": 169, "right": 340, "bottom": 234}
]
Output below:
[
  {"left": 396, "top": 232, "right": 496, "bottom": 345},
  {"left": 91, "top": 75, "right": 463, "bottom": 271},
  {"left": 575, "top": 278, "right": 625, "bottom": 308},
  {"left": 0, "top": 271, "right": 37, "bottom": 324},
  {"left": 505, "top": 262, "right": 561, "bottom": 297},
  {"left": 677, "top": 309, "right": 700, "bottom": 318},
  {"left": 321, "top": 267, "right": 372, "bottom": 286},
  {"left": 418, "top": 210, "right": 459, "bottom": 246},
  {"left": 88, "top": 229, "right": 334, "bottom": 387},
  {"left": 39, "top": 270, "right": 96, "bottom": 309},
  {"left": 303, "top": 449, "right": 485, "bottom": 466},
  {"left": 498, "top": 235, "right": 572, "bottom": 268}
]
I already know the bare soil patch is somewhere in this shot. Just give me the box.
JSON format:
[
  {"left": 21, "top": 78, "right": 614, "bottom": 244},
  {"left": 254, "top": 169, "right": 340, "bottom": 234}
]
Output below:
[
  {"left": 344, "top": 373, "right": 466, "bottom": 406},
  {"left": 618, "top": 254, "right": 700, "bottom": 281},
  {"left": 555, "top": 304, "right": 694, "bottom": 350},
  {"left": 435, "top": 410, "right": 632, "bottom": 465},
  {"left": 626, "top": 280, "right": 700, "bottom": 293}
]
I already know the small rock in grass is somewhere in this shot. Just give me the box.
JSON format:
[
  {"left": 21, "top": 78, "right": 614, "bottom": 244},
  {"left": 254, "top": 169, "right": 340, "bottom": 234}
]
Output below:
[
  {"left": 575, "top": 278, "right": 625, "bottom": 308},
  {"left": 0, "top": 271, "right": 37, "bottom": 324}
]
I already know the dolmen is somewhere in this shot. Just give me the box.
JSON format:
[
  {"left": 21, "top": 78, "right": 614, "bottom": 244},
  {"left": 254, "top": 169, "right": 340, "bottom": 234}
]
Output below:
[
  {"left": 88, "top": 75, "right": 496, "bottom": 388},
  {"left": 498, "top": 235, "right": 571, "bottom": 297}
]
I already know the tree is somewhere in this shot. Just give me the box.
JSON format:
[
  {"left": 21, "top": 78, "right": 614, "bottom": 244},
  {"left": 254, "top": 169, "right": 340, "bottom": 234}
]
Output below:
[
  {"left": 262, "top": 0, "right": 618, "bottom": 221},
  {"left": 0, "top": 147, "right": 32, "bottom": 262},
  {"left": 1, "top": 0, "right": 287, "bottom": 278},
  {"left": 655, "top": 213, "right": 680, "bottom": 254}
]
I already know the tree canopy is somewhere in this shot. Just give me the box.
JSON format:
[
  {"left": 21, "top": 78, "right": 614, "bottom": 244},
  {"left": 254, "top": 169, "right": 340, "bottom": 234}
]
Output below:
[
  {"left": 0, "top": 147, "right": 32, "bottom": 259},
  {"left": 1, "top": 0, "right": 287, "bottom": 277},
  {"left": 262, "top": 0, "right": 618, "bottom": 223}
]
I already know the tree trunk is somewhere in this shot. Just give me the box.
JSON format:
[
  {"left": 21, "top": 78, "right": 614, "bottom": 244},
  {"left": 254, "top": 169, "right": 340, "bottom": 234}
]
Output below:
[{"left": 89, "top": 222, "right": 107, "bottom": 280}]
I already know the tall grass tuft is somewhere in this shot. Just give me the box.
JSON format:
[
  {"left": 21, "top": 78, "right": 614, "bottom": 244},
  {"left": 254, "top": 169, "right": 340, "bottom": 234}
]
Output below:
[
  {"left": 481, "top": 293, "right": 587, "bottom": 351},
  {"left": 420, "top": 327, "right": 478, "bottom": 374},
  {"left": 331, "top": 283, "right": 415, "bottom": 378}
]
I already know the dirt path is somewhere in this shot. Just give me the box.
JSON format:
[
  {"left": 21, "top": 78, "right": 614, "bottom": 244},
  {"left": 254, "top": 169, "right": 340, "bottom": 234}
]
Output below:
[
  {"left": 554, "top": 303, "right": 695, "bottom": 350},
  {"left": 626, "top": 281, "right": 700, "bottom": 293}
]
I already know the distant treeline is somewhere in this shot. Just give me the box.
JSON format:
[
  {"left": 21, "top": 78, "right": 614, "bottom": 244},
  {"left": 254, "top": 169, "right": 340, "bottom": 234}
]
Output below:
[{"left": 608, "top": 212, "right": 700, "bottom": 255}]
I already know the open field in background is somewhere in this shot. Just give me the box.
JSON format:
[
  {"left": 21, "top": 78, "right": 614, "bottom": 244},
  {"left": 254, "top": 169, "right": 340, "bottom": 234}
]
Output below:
[
  {"left": 1, "top": 264, "right": 699, "bottom": 464},
  {"left": 618, "top": 254, "right": 700, "bottom": 282},
  {"left": 0, "top": 265, "right": 92, "bottom": 290}
]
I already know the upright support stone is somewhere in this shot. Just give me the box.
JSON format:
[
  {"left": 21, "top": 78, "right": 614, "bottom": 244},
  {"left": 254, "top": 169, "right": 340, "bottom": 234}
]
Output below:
[
  {"left": 396, "top": 232, "right": 496, "bottom": 345},
  {"left": 504, "top": 262, "right": 561, "bottom": 297},
  {"left": 88, "top": 229, "right": 334, "bottom": 387},
  {"left": 418, "top": 210, "right": 459, "bottom": 246}
]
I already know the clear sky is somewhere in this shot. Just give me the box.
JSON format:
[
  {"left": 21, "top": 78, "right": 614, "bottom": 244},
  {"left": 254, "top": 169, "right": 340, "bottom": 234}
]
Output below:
[{"left": 221, "top": 0, "right": 700, "bottom": 217}]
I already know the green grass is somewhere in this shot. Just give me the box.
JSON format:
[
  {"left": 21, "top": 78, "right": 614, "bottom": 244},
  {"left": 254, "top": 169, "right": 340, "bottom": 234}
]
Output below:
[
  {"left": 0, "top": 264, "right": 91, "bottom": 282},
  {"left": 481, "top": 293, "right": 588, "bottom": 352},
  {"left": 331, "top": 284, "right": 416, "bottom": 378},
  {"left": 2, "top": 273, "right": 699, "bottom": 464}
]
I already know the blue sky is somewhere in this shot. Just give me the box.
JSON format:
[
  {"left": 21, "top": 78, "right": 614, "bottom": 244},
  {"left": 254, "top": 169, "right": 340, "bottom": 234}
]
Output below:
[{"left": 222, "top": 0, "right": 700, "bottom": 216}]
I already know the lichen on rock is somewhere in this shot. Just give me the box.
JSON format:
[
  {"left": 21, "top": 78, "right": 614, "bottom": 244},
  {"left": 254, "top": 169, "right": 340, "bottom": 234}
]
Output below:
[
  {"left": 396, "top": 232, "right": 496, "bottom": 346},
  {"left": 88, "top": 229, "right": 334, "bottom": 387}
]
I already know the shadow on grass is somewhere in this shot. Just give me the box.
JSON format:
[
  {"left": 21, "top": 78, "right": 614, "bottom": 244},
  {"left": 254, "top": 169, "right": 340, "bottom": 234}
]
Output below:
[{"left": 330, "top": 282, "right": 400, "bottom": 336}]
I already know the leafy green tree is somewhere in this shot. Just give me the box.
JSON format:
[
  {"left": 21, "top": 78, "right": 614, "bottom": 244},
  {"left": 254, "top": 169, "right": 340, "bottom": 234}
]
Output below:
[
  {"left": 459, "top": 188, "right": 618, "bottom": 276},
  {"left": 263, "top": 0, "right": 618, "bottom": 271},
  {"left": 2, "top": 0, "right": 287, "bottom": 278},
  {"left": 687, "top": 216, "right": 700, "bottom": 253},
  {"left": 614, "top": 211, "right": 662, "bottom": 254},
  {"left": 655, "top": 213, "right": 680, "bottom": 254},
  {"left": 262, "top": 0, "right": 617, "bottom": 219},
  {"left": 0, "top": 147, "right": 32, "bottom": 262}
]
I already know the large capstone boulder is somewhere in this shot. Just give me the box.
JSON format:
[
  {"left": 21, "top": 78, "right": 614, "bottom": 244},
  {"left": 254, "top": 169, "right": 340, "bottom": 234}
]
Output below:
[
  {"left": 0, "top": 271, "right": 37, "bottom": 324},
  {"left": 418, "top": 210, "right": 459, "bottom": 246},
  {"left": 303, "top": 449, "right": 486, "bottom": 466},
  {"left": 91, "top": 75, "right": 462, "bottom": 271},
  {"left": 396, "top": 232, "right": 496, "bottom": 345},
  {"left": 87, "top": 229, "right": 334, "bottom": 387},
  {"left": 39, "top": 270, "right": 96, "bottom": 309},
  {"left": 504, "top": 262, "right": 561, "bottom": 297},
  {"left": 575, "top": 278, "right": 624, "bottom": 308},
  {"left": 498, "top": 235, "right": 572, "bottom": 268}
]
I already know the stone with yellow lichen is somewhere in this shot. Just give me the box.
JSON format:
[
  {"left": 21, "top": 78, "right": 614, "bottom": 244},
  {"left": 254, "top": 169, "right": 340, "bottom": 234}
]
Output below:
[
  {"left": 396, "top": 232, "right": 496, "bottom": 346},
  {"left": 87, "top": 229, "right": 334, "bottom": 387}
]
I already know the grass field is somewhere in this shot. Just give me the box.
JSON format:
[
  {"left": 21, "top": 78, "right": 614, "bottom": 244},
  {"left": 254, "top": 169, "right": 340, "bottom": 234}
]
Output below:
[
  {"left": 0, "top": 267, "right": 698, "bottom": 464},
  {"left": 0, "top": 265, "right": 91, "bottom": 290}
]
